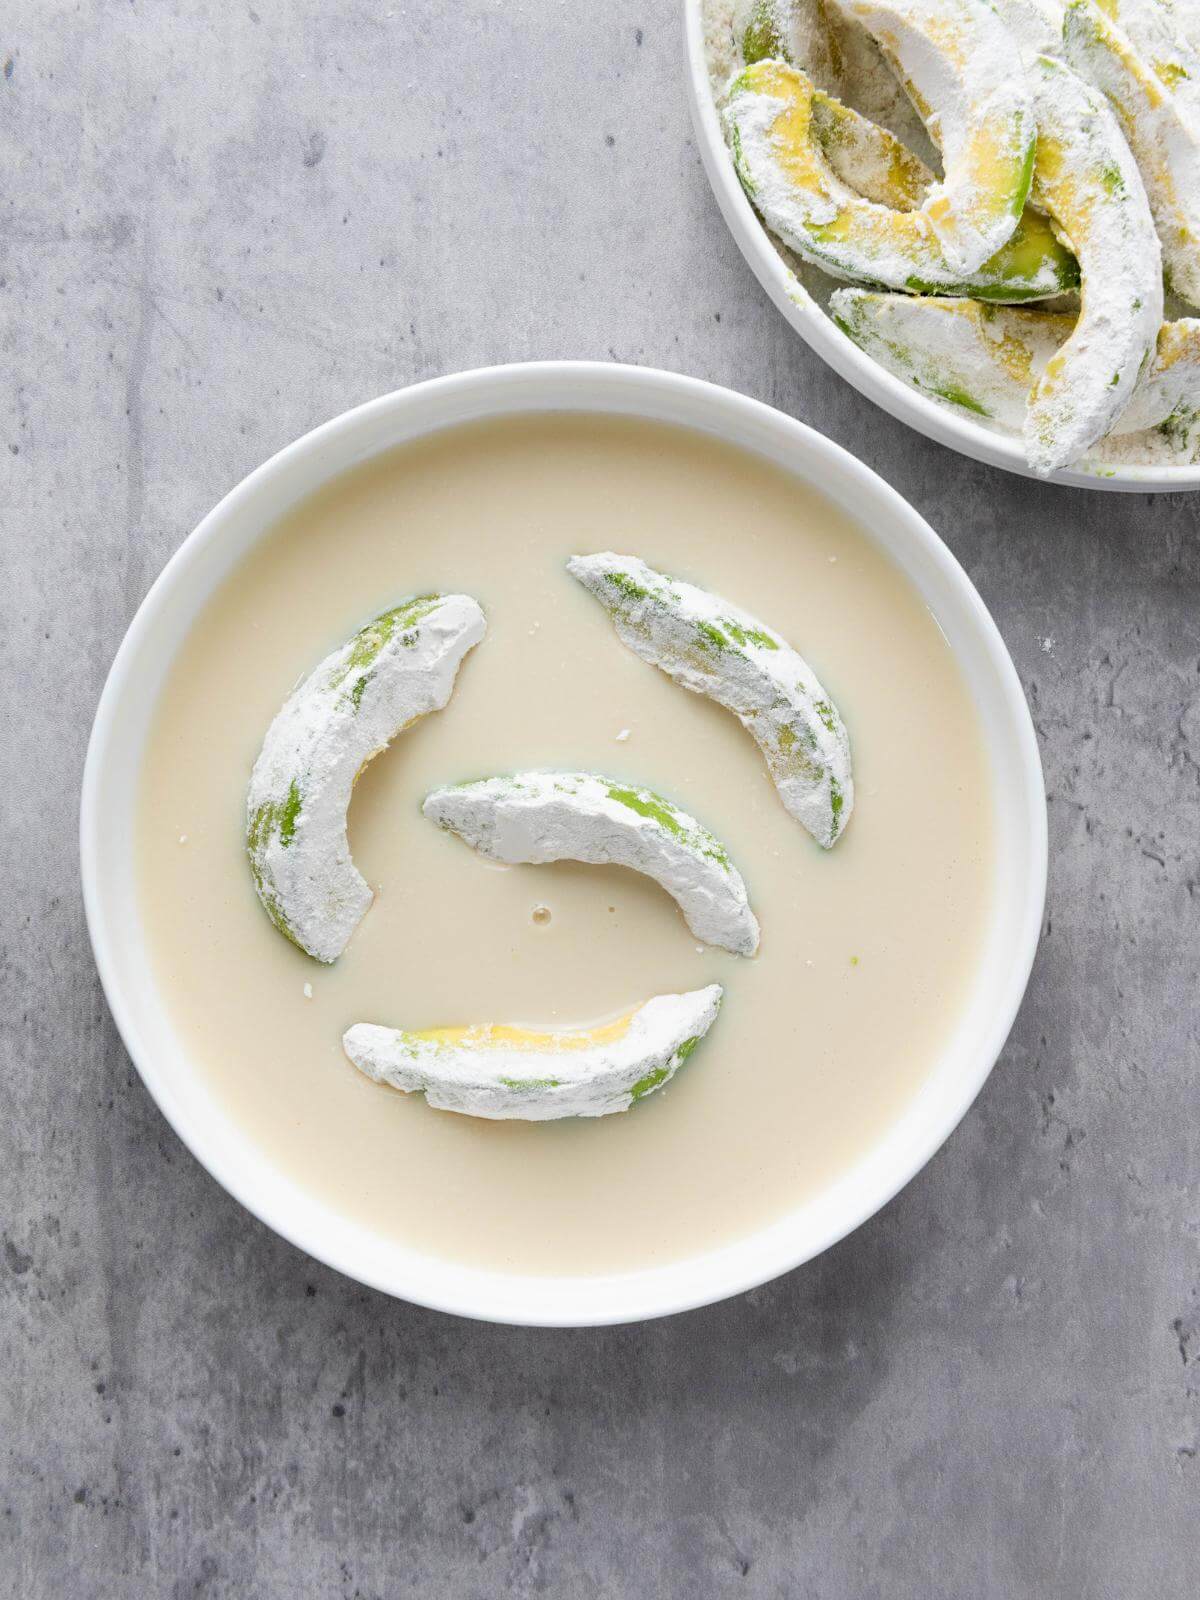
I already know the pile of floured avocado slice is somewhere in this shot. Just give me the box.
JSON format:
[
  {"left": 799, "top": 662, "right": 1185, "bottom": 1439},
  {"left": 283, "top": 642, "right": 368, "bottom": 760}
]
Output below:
[
  {"left": 245, "top": 556, "right": 853, "bottom": 1121},
  {"left": 720, "top": 0, "right": 1200, "bottom": 472}
]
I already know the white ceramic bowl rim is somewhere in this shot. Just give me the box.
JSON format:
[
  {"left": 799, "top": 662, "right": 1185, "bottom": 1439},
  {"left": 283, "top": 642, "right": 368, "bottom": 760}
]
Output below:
[
  {"left": 682, "top": 0, "right": 1200, "bottom": 494},
  {"left": 81, "top": 360, "right": 1046, "bottom": 1326}
]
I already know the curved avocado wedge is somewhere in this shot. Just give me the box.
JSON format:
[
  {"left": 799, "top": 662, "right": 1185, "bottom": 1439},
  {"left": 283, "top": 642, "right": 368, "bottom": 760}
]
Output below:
[
  {"left": 1023, "top": 55, "right": 1163, "bottom": 472},
  {"left": 1065, "top": 0, "right": 1200, "bottom": 308},
  {"left": 736, "top": 0, "right": 839, "bottom": 83},
  {"left": 810, "top": 81, "right": 936, "bottom": 210},
  {"left": 838, "top": 0, "right": 1036, "bottom": 273},
  {"left": 741, "top": 26, "right": 937, "bottom": 210},
  {"left": 724, "top": 60, "right": 1078, "bottom": 301},
  {"left": 343, "top": 986, "right": 724, "bottom": 1122},
  {"left": 568, "top": 551, "right": 853, "bottom": 850},
  {"left": 832, "top": 289, "right": 1200, "bottom": 439},
  {"left": 246, "top": 594, "right": 486, "bottom": 962},
  {"left": 424, "top": 772, "right": 760, "bottom": 956}
]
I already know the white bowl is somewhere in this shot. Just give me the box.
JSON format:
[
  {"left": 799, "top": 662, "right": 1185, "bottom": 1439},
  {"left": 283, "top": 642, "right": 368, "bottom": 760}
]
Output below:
[
  {"left": 81, "top": 361, "right": 1046, "bottom": 1325},
  {"left": 683, "top": 0, "right": 1200, "bottom": 493}
]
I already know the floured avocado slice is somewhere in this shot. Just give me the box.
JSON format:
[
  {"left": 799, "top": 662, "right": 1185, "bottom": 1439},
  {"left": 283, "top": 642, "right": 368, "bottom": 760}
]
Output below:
[
  {"left": 567, "top": 552, "right": 852, "bottom": 850},
  {"left": 838, "top": 0, "right": 1037, "bottom": 273},
  {"left": 343, "top": 985, "right": 723, "bottom": 1121},
  {"left": 742, "top": 19, "right": 937, "bottom": 209},
  {"left": 810, "top": 91, "right": 934, "bottom": 208},
  {"left": 991, "top": 0, "right": 1068, "bottom": 66},
  {"left": 1086, "top": 0, "right": 1200, "bottom": 122},
  {"left": 1138, "top": 319, "right": 1200, "bottom": 430},
  {"left": 724, "top": 60, "right": 1078, "bottom": 300},
  {"left": 1065, "top": 0, "right": 1200, "bottom": 308},
  {"left": 832, "top": 288, "right": 1066, "bottom": 423},
  {"left": 738, "top": 0, "right": 796, "bottom": 64},
  {"left": 737, "top": 6, "right": 937, "bottom": 211},
  {"left": 1023, "top": 54, "right": 1163, "bottom": 472},
  {"left": 424, "top": 771, "right": 760, "bottom": 956},
  {"left": 832, "top": 289, "right": 1200, "bottom": 437},
  {"left": 246, "top": 594, "right": 486, "bottom": 962},
  {"left": 736, "top": 0, "right": 840, "bottom": 85}
]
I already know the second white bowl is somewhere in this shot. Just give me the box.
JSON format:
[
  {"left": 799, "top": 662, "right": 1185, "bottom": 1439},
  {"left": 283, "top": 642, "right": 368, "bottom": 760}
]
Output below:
[{"left": 683, "top": 0, "right": 1200, "bottom": 493}]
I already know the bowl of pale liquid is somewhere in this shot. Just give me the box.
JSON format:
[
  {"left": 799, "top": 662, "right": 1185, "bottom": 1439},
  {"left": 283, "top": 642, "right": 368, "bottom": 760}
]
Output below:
[{"left": 81, "top": 362, "right": 1045, "bottom": 1325}]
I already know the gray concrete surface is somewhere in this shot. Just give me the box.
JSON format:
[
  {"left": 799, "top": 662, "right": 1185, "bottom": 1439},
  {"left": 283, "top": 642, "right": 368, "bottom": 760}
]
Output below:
[{"left": 2, "top": 3, "right": 1198, "bottom": 1595}]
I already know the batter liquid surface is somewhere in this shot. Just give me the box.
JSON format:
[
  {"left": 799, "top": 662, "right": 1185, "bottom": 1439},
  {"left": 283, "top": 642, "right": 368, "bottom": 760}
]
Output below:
[{"left": 138, "top": 414, "right": 995, "bottom": 1275}]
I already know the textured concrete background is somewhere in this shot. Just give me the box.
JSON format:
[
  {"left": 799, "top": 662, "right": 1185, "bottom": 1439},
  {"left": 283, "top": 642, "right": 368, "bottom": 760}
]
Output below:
[{"left": 2, "top": 3, "right": 1198, "bottom": 1595}]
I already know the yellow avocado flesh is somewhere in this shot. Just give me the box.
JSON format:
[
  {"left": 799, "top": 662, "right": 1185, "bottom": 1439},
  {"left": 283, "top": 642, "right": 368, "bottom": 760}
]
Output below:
[
  {"left": 416, "top": 1010, "right": 638, "bottom": 1053},
  {"left": 730, "top": 61, "right": 1076, "bottom": 301},
  {"left": 861, "top": 9, "right": 1034, "bottom": 265}
]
